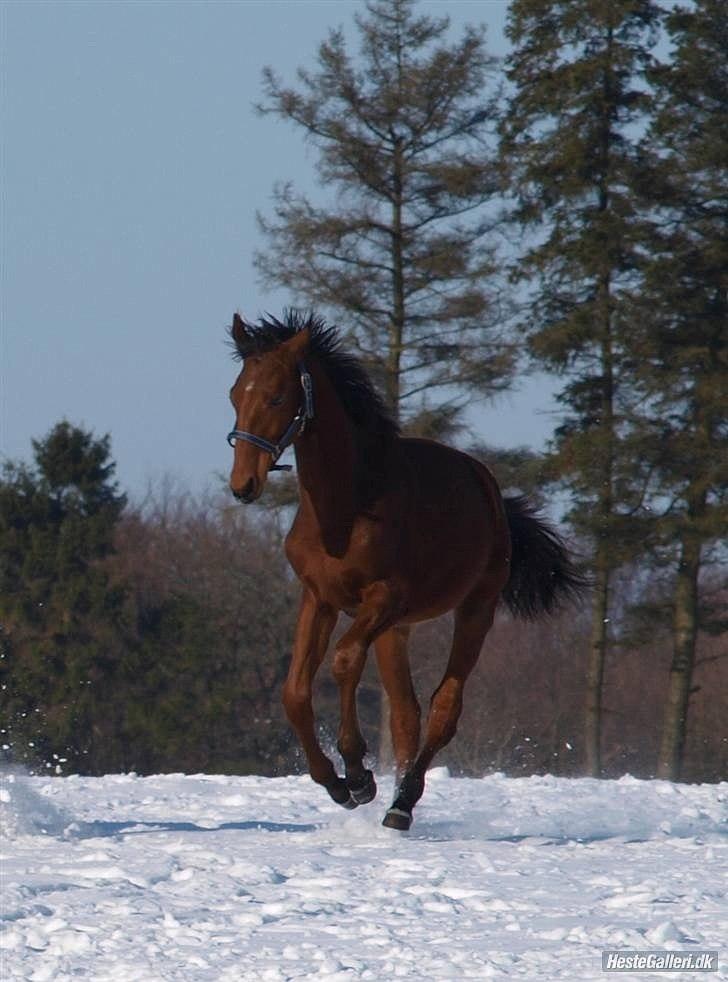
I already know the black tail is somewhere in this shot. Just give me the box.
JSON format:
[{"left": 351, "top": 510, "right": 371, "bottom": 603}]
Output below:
[{"left": 501, "top": 495, "right": 587, "bottom": 620}]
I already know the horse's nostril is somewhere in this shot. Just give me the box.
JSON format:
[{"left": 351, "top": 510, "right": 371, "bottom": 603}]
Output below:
[
  {"left": 231, "top": 478, "right": 254, "bottom": 502},
  {"left": 233, "top": 477, "right": 256, "bottom": 503}
]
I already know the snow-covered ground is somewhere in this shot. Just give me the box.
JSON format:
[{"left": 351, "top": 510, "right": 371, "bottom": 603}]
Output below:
[{"left": 1, "top": 769, "right": 726, "bottom": 981}]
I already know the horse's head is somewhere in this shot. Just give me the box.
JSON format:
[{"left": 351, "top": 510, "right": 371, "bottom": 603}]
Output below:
[{"left": 228, "top": 313, "right": 312, "bottom": 503}]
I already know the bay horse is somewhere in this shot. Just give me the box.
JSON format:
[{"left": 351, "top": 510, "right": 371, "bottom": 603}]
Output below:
[{"left": 227, "top": 311, "right": 583, "bottom": 830}]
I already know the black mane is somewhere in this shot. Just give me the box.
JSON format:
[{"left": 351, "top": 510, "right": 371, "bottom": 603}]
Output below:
[{"left": 230, "top": 310, "right": 400, "bottom": 443}]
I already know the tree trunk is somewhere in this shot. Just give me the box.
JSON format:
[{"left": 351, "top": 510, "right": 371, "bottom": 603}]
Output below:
[
  {"left": 656, "top": 533, "right": 701, "bottom": 781},
  {"left": 584, "top": 257, "right": 615, "bottom": 779},
  {"left": 585, "top": 548, "right": 609, "bottom": 776},
  {"left": 388, "top": 133, "right": 406, "bottom": 414},
  {"left": 378, "top": 134, "right": 406, "bottom": 772}
]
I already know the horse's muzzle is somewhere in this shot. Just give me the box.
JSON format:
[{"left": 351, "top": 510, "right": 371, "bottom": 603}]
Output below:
[{"left": 231, "top": 477, "right": 259, "bottom": 503}]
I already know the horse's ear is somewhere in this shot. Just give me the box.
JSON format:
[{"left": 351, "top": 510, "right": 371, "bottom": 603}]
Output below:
[
  {"left": 231, "top": 312, "right": 246, "bottom": 348},
  {"left": 284, "top": 326, "right": 311, "bottom": 361}
]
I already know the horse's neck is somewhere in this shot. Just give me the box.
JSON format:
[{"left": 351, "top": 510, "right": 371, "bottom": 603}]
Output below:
[{"left": 294, "top": 360, "right": 359, "bottom": 556}]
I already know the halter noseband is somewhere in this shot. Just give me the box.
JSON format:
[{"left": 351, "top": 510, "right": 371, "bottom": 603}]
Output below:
[{"left": 226, "top": 363, "right": 314, "bottom": 472}]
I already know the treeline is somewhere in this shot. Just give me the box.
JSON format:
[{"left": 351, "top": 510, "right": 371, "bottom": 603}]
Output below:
[
  {"left": 1, "top": 0, "right": 726, "bottom": 781},
  {"left": 0, "top": 422, "right": 725, "bottom": 781},
  {"left": 252, "top": 0, "right": 727, "bottom": 781},
  {"left": 0, "top": 424, "right": 299, "bottom": 776}
]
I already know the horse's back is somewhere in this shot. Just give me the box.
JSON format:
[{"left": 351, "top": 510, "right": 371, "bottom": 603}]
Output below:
[
  {"left": 396, "top": 437, "right": 505, "bottom": 528},
  {"left": 387, "top": 438, "right": 510, "bottom": 619}
]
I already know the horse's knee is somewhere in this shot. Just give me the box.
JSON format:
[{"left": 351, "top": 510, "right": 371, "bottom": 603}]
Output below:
[{"left": 332, "top": 642, "right": 363, "bottom": 685}]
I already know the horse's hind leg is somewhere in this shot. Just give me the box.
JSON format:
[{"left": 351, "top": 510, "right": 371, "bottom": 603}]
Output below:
[
  {"left": 383, "top": 593, "right": 498, "bottom": 831},
  {"left": 332, "top": 582, "right": 401, "bottom": 806},
  {"left": 374, "top": 625, "right": 420, "bottom": 783},
  {"left": 281, "top": 588, "right": 346, "bottom": 805}
]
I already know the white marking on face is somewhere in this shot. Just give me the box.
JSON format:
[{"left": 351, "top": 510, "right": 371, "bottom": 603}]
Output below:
[{"left": 244, "top": 382, "right": 256, "bottom": 392}]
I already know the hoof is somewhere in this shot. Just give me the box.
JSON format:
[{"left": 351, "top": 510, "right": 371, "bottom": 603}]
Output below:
[
  {"left": 327, "top": 780, "right": 357, "bottom": 810},
  {"left": 348, "top": 770, "right": 377, "bottom": 806},
  {"left": 382, "top": 806, "right": 412, "bottom": 831}
]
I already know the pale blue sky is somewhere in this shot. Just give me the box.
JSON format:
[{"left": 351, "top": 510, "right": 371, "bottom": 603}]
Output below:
[{"left": 2, "top": 0, "right": 556, "bottom": 497}]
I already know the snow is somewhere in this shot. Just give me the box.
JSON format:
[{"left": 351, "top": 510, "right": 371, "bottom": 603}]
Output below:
[{"left": 1, "top": 768, "right": 726, "bottom": 980}]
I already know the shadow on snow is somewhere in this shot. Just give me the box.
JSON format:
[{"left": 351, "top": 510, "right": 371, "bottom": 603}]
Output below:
[{"left": 73, "top": 819, "right": 320, "bottom": 838}]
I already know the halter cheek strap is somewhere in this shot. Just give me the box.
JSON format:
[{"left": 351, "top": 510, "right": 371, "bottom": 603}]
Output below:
[{"left": 226, "top": 364, "right": 314, "bottom": 471}]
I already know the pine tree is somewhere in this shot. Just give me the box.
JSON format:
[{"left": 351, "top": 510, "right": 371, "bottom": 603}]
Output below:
[
  {"left": 0, "top": 422, "right": 127, "bottom": 771},
  {"left": 469, "top": 442, "right": 551, "bottom": 508},
  {"left": 110, "top": 491, "right": 302, "bottom": 775},
  {"left": 254, "top": 0, "right": 516, "bottom": 766},
  {"left": 255, "top": 0, "right": 513, "bottom": 430},
  {"left": 501, "top": 0, "right": 661, "bottom": 775},
  {"left": 636, "top": 0, "right": 728, "bottom": 780}
]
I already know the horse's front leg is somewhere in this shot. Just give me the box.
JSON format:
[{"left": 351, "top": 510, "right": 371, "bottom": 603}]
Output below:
[
  {"left": 332, "top": 581, "right": 401, "bottom": 806},
  {"left": 281, "top": 588, "right": 349, "bottom": 806}
]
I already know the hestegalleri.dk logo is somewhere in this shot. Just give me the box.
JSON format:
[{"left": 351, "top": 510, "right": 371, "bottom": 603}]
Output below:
[{"left": 602, "top": 950, "right": 719, "bottom": 973}]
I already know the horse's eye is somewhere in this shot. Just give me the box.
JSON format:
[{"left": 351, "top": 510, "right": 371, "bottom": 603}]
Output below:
[{"left": 270, "top": 394, "right": 285, "bottom": 407}]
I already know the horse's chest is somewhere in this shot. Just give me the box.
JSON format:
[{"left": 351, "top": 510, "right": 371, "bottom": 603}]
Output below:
[{"left": 285, "top": 523, "right": 386, "bottom": 610}]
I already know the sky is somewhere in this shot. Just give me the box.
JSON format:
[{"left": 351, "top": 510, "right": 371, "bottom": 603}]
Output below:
[{"left": 2, "top": 0, "right": 558, "bottom": 499}]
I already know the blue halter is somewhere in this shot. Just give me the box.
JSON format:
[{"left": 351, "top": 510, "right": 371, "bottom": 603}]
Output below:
[{"left": 227, "top": 364, "right": 314, "bottom": 471}]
